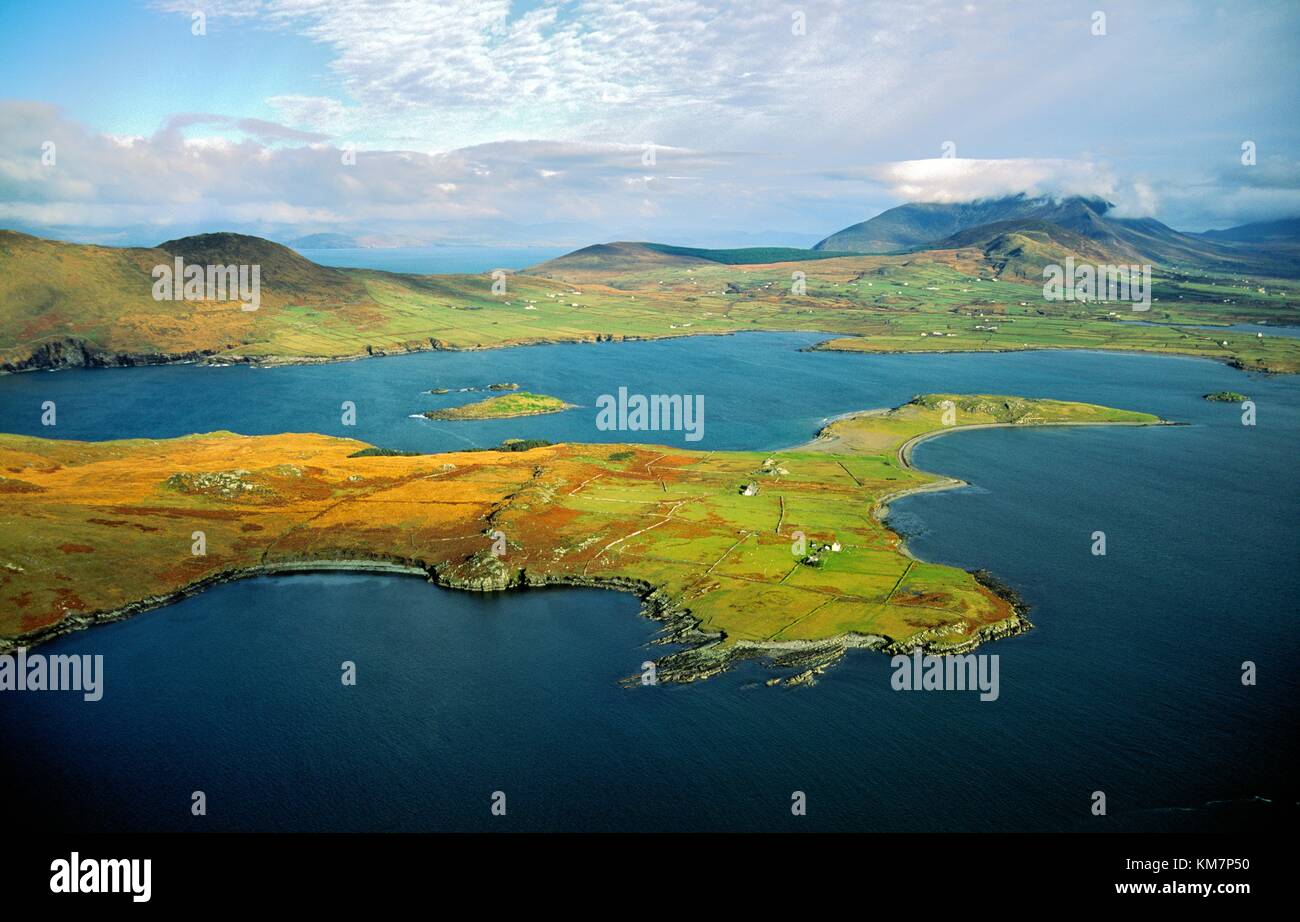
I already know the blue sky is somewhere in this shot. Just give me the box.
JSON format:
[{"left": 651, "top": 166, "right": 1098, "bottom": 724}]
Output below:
[
  {"left": 0, "top": 2, "right": 335, "bottom": 135},
  {"left": 2, "top": 0, "right": 1298, "bottom": 246}
]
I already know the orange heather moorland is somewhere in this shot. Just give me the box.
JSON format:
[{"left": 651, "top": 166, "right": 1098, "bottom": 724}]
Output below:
[{"left": 0, "top": 394, "right": 1161, "bottom": 682}]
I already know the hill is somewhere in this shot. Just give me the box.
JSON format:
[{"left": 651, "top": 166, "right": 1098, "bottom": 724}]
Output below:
[
  {"left": 526, "top": 241, "right": 716, "bottom": 275},
  {"left": 2, "top": 228, "right": 1298, "bottom": 375},
  {"left": 930, "top": 218, "right": 1128, "bottom": 279},
  {"left": 158, "top": 232, "right": 352, "bottom": 292},
  {"left": 526, "top": 240, "right": 854, "bottom": 278},
  {"left": 1199, "top": 217, "right": 1300, "bottom": 244}
]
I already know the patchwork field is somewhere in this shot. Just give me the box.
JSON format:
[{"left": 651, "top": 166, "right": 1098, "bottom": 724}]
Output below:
[{"left": 0, "top": 394, "right": 1163, "bottom": 682}]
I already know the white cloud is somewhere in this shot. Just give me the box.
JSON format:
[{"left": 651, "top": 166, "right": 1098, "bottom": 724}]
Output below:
[
  {"left": 155, "top": 0, "right": 931, "bottom": 152},
  {"left": 265, "top": 95, "right": 353, "bottom": 134},
  {"left": 16, "top": 0, "right": 1300, "bottom": 250},
  {"left": 864, "top": 158, "right": 1120, "bottom": 204},
  {"left": 7, "top": 100, "right": 1296, "bottom": 244},
  {"left": 0, "top": 102, "right": 763, "bottom": 241}
]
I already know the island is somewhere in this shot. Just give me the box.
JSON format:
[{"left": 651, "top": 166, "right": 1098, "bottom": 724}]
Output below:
[
  {"left": 1203, "top": 391, "right": 1249, "bottom": 402},
  {"left": 0, "top": 394, "right": 1166, "bottom": 684},
  {"left": 423, "top": 392, "right": 575, "bottom": 420}
]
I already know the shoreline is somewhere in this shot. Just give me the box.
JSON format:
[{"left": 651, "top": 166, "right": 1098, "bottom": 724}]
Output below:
[
  {"left": 0, "top": 410, "right": 1175, "bottom": 685},
  {"left": 0, "top": 331, "right": 729, "bottom": 376},
  {"left": 0, "top": 553, "right": 727, "bottom": 683},
  {"left": 4, "top": 328, "right": 1294, "bottom": 377},
  {"left": 872, "top": 417, "right": 1175, "bottom": 529},
  {"left": 807, "top": 339, "right": 1291, "bottom": 375},
  {"left": 0, "top": 512, "right": 1030, "bottom": 687},
  {"left": 789, "top": 412, "right": 1173, "bottom": 646}
]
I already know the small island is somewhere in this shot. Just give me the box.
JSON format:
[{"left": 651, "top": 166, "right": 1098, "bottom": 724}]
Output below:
[
  {"left": 425, "top": 382, "right": 520, "bottom": 395},
  {"left": 424, "top": 391, "right": 575, "bottom": 420},
  {"left": 1203, "top": 391, "right": 1248, "bottom": 402}
]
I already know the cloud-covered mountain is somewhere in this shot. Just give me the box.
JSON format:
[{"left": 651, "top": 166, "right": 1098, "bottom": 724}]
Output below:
[
  {"left": 812, "top": 194, "right": 1300, "bottom": 279},
  {"left": 813, "top": 194, "right": 1064, "bottom": 254}
]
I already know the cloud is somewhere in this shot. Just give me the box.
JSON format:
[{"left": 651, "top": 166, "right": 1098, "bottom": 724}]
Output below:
[
  {"left": 117, "top": 0, "right": 1300, "bottom": 235},
  {"left": 0, "top": 102, "right": 765, "bottom": 241},
  {"left": 153, "top": 0, "right": 929, "bottom": 152},
  {"left": 265, "top": 96, "right": 352, "bottom": 134},
  {"left": 4, "top": 100, "right": 1298, "bottom": 245},
  {"left": 158, "top": 113, "right": 329, "bottom": 144},
  {"left": 857, "top": 157, "right": 1120, "bottom": 204}
]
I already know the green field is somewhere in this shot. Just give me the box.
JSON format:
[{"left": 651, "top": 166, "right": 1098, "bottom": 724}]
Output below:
[
  {"left": 424, "top": 392, "right": 575, "bottom": 420},
  {"left": 0, "top": 393, "right": 1164, "bottom": 682}
]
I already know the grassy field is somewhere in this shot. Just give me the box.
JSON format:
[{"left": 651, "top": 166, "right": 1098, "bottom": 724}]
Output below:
[
  {"left": 3, "top": 230, "right": 1299, "bottom": 373},
  {"left": 424, "top": 392, "right": 574, "bottom": 420},
  {"left": 0, "top": 394, "right": 1162, "bottom": 680}
]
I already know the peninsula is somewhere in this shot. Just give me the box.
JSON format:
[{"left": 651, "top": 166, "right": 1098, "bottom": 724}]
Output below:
[{"left": 0, "top": 394, "right": 1163, "bottom": 683}]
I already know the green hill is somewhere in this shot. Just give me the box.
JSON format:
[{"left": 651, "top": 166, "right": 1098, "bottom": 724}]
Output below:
[
  {"left": 641, "top": 243, "right": 857, "bottom": 264},
  {"left": 526, "top": 240, "right": 854, "bottom": 277},
  {"left": 2, "top": 228, "right": 1298, "bottom": 375},
  {"left": 932, "top": 219, "right": 1129, "bottom": 279}
]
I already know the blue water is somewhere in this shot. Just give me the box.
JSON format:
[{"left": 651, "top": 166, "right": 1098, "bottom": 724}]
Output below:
[
  {"left": 0, "top": 333, "right": 1289, "bottom": 454},
  {"left": 293, "top": 245, "right": 570, "bottom": 275},
  {"left": 1, "top": 335, "right": 1297, "bottom": 831}
]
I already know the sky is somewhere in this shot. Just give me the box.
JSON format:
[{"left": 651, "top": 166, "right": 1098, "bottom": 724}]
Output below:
[{"left": 1, "top": 0, "right": 1298, "bottom": 247}]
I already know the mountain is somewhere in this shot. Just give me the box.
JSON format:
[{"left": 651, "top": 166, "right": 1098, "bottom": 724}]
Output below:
[
  {"left": 813, "top": 194, "right": 1057, "bottom": 253},
  {"left": 818, "top": 194, "right": 1300, "bottom": 275},
  {"left": 1199, "top": 217, "right": 1300, "bottom": 244},
  {"left": 814, "top": 194, "right": 1169, "bottom": 257}
]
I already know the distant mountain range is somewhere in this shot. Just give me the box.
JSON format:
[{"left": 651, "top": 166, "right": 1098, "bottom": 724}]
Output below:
[
  {"left": 527, "top": 197, "right": 1300, "bottom": 280},
  {"left": 1198, "top": 217, "right": 1300, "bottom": 243},
  {"left": 811, "top": 194, "right": 1300, "bottom": 276},
  {"left": 289, "top": 233, "right": 361, "bottom": 249}
]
